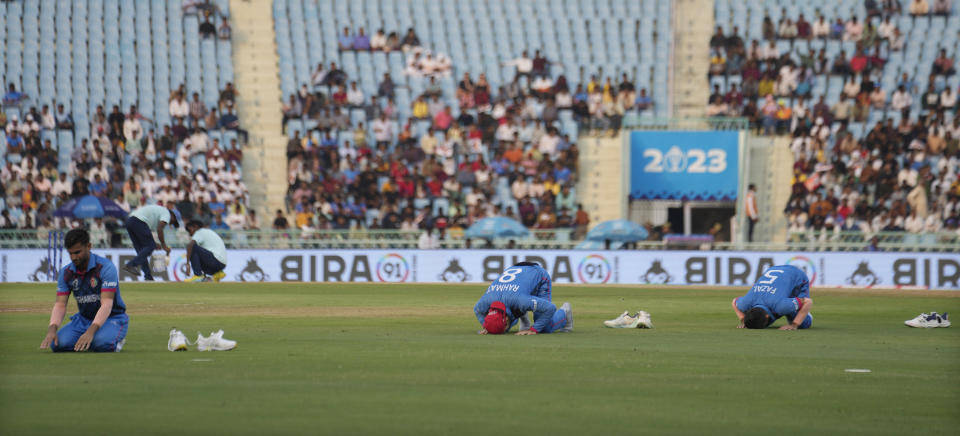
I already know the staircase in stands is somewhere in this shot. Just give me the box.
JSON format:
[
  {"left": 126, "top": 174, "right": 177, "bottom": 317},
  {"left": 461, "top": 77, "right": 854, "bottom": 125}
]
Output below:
[
  {"left": 230, "top": 0, "right": 287, "bottom": 219},
  {"left": 672, "top": 0, "right": 713, "bottom": 118}
]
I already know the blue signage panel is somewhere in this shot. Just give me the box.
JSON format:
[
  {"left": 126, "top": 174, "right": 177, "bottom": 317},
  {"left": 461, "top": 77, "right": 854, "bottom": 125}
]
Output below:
[{"left": 629, "top": 131, "right": 739, "bottom": 201}]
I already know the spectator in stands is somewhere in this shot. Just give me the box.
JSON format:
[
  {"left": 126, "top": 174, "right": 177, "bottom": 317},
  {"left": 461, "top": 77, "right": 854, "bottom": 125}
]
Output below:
[
  {"left": 933, "top": 0, "right": 950, "bottom": 15},
  {"left": 812, "top": 15, "right": 830, "bottom": 39},
  {"left": 54, "top": 104, "right": 74, "bottom": 130},
  {"left": 710, "top": 26, "right": 726, "bottom": 49},
  {"left": 204, "top": 106, "right": 219, "bottom": 131},
  {"left": 39, "top": 105, "right": 55, "bottom": 130},
  {"left": 940, "top": 86, "right": 957, "bottom": 110},
  {"left": 910, "top": 0, "right": 930, "bottom": 16},
  {"left": 322, "top": 62, "right": 346, "bottom": 89},
  {"left": 282, "top": 94, "right": 302, "bottom": 132},
  {"left": 922, "top": 83, "right": 940, "bottom": 111},
  {"left": 933, "top": 49, "right": 956, "bottom": 76},
  {"left": 401, "top": 28, "right": 421, "bottom": 52},
  {"left": 762, "top": 15, "right": 776, "bottom": 41},
  {"left": 218, "top": 16, "right": 231, "bottom": 40},
  {"left": 338, "top": 27, "right": 354, "bottom": 51},
  {"left": 199, "top": 12, "right": 216, "bottom": 38},
  {"left": 3, "top": 83, "right": 27, "bottom": 107},
  {"left": 189, "top": 92, "right": 207, "bottom": 127},
  {"left": 778, "top": 18, "right": 798, "bottom": 40},
  {"left": 884, "top": 0, "right": 904, "bottom": 15},
  {"left": 346, "top": 81, "right": 364, "bottom": 107},
  {"left": 219, "top": 82, "right": 238, "bottom": 110},
  {"left": 353, "top": 27, "right": 371, "bottom": 51},
  {"left": 219, "top": 106, "right": 247, "bottom": 144},
  {"left": 891, "top": 85, "right": 913, "bottom": 113},
  {"left": 830, "top": 18, "right": 845, "bottom": 39},
  {"left": 502, "top": 51, "right": 534, "bottom": 84},
  {"left": 377, "top": 72, "right": 396, "bottom": 100},
  {"left": 371, "top": 28, "right": 387, "bottom": 51}
]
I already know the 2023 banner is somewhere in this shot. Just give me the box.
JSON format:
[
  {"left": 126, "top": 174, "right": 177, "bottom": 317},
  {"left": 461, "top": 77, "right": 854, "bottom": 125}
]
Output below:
[{"left": 629, "top": 131, "right": 740, "bottom": 201}]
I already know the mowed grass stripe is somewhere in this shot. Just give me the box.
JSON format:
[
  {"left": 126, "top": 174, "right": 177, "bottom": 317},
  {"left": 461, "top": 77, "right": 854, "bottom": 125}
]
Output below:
[{"left": 1, "top": 283, "right": 957, "bottom": 435}]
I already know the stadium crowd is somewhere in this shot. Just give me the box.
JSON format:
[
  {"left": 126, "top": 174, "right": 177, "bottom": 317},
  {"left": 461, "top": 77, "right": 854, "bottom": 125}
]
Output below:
[
  {"left": 705, "top": 2, "right": 960, "bottom": 238},
  {"left": 1, "top": 81, "right": 254, "bottom": 246},
  {"left": 280, "top": 26, "right": 620, "bottom": 237}
]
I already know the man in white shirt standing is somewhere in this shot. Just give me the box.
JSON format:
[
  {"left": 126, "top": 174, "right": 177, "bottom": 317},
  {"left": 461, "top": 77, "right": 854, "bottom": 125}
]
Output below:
[
  {"left": 502, "top": 51, "right": 534, "bottom": 84},
  {"left": 746, "top": 184, "right": 759, "bottom": 242}
]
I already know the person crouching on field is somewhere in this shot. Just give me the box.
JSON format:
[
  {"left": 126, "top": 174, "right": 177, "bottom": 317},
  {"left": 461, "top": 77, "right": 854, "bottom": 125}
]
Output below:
[
  {"left": 474, "top": 262, "right": 572, "bottom": 335},
  {"left": 184, "top": 220, "right": 228, "bottom": 282},
  {"left": 40, "top": 228, "right": 129, "bottom": 352},
  {"left": 732, "top": 264, "right": 813, "bottom": 330}
]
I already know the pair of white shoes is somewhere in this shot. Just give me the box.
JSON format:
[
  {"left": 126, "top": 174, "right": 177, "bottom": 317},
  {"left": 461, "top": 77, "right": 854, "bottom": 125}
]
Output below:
[
  {"left": 604, "top": 311, "right": 654, "bottom": 329},
  {"left": 168, "top": 329, "right": 238, "bottom": 351},
  {"left": 904, "top": 312, "right": 951, "bottom": 328}
]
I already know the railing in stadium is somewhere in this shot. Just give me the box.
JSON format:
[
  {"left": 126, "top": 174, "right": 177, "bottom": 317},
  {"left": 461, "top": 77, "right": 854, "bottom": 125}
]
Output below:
[
  {"left": 621, "top": 116, "right": 749, "bottom": 131},
  {"left": 1, "top": 229, "right": 955, "bottom": 252}
]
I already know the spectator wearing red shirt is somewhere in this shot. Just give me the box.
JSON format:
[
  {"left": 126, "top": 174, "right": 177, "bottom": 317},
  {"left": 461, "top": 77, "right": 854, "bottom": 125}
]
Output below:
[
  {"left": 849, "top": 50, "right": 868, "bottom": 75},
  {"left": 332, "top": 85, "right": 348, "bottom": 106},
  {"left": 433, "top": 105, "right": 453, "bottom": 131}
]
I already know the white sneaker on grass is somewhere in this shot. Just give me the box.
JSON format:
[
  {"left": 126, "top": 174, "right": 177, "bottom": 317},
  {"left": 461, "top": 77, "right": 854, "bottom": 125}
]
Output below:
[
  {"left": 604, "top": 311, "right": 641, "bottom": 328},
  {"left": 905, "top": 312, "right": 941, "bottom": 328},
  {"left": 167, "top": 329, "right": 188, "bottom": 351},
  {"left": 936, "top": 312, "right": 950, "bottom": 328},
  {"left": 559, "top": 302, "right": 573, "bottom": 332},
  {"left": 197, "top": 330, "right": 237, "bottom": 351},
  {"left": 637, "top": 311, "right": 654, "bottom": 329}
]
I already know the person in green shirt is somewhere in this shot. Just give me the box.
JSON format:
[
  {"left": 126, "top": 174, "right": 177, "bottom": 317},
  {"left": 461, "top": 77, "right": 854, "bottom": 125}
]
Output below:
[{"left": 184, "top": 220, "right": 228, "bottom": 282}]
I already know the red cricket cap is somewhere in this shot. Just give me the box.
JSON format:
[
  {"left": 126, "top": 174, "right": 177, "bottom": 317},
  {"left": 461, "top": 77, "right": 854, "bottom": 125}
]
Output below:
[{"left": 483, "top": 301, "right": 509, "bottom": 334}]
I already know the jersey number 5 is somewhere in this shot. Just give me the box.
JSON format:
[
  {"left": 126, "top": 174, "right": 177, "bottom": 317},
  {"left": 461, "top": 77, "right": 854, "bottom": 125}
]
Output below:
[
  {"left": 498, "top": 268, "right": 523, "bottom": 283},
  {"left": 758, "top": 269, "right": 784, "bottom": 285}
]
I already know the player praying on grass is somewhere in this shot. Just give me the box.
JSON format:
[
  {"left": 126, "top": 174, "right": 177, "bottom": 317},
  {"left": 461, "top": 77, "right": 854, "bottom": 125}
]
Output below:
[
  {"left": 123, "top": 202, "right": 182, "bottom": 281},
  {"left": 184, "top": 220, "right": 228, "bottom": 282},
  {"left": 474, "top": 262, "right": 572, "bottom": 335},
  {"left": 40, "top": 228, "right": 129, "bottom": 352},
  {"left": 731, "top": 264, "right": 814, "bottom": 330}
]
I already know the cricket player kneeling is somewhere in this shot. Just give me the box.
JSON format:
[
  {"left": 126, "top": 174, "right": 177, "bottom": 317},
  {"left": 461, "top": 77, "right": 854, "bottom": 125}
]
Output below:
[
  {"left": 732, "top": 264, "right": 814, "bottom": 330},
  {"left": 474, "top": 262, "right": 573, "bottom": 335}
]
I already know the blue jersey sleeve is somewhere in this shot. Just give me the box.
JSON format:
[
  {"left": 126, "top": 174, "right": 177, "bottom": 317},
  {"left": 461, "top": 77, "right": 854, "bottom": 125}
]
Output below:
[
  {"left": 793, "top": 275, "right": 810, "bottom": 299},
  {"left": 56, "top": 266, "right": 69, "bottom": 296},
  {"left": 735, "top": 294, "right": 752, "bottom": 312},
  {"left": 99, "top": 260, "right": 119, "bottom": 293},
  {"left": 773, "top": 297, "right": 802, "bottom": 318},
  {"left": 534, "top": 268, "right": 552, "bottom": 300},
  {"left": 474, "top": 298, "right": 491, "bottom": 326},
  {"left": 519, "top": 296, "right": 557, "bottom": 333}
]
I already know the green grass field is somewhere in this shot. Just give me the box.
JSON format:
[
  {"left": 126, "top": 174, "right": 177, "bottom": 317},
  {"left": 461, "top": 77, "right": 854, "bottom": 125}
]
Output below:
[{"left": 1, "top": 282, "right": 958, "bottom": 435}]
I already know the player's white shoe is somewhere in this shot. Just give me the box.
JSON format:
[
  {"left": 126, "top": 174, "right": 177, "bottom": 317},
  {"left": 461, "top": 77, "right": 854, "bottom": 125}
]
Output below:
[
  {"left": 197, "top": 330, "right": 237, "bottom": 351},
  {"left": 604, "top": 311, "right": 641, "bottom": 328},
  {"left": 167, "top": 329, "right": 188, "bottom": 351},
  {"left": 905, "top": 312, "right": 942, "bottom": 328},
  {"left": 637, "top": 310, "right": 654, "bottom": 329},
  {"left": 939, "top": 313, "right": 951, "bottom": 328},
  {"left": 559, "top": 302, "right": 573, "bottom": 332}
]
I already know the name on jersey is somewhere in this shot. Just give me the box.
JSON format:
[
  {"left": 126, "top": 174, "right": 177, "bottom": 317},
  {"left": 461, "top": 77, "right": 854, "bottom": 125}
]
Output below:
[
  {"left": 75, "top": 294, "right": 101, "bottom": 304},
  {"left": 486, "top": 284, "right": 521, "bottom": 293},
  {"left": 753, "top": 285, "right": 777, "bottom": 294}
]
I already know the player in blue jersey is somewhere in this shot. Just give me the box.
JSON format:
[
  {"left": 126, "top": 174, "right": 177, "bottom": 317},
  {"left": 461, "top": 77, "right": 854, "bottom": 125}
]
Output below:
[
  {"left": 123, "top": 202, "right": 182, "bottom": 281},
  {"left": 40, "top": 229, "right": 129, "bottom": 352},
  {"left": 474, "top": 262, "right": 572, "bottom": 335},
  {"left": 731, "top": 264, "right": 814, "bottom": 330}
]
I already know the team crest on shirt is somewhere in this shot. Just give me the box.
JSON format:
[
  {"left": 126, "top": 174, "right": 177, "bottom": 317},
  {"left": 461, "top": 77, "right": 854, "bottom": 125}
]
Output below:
[{"left": 90, "top": 277, "right": 99, "bottom": 288}]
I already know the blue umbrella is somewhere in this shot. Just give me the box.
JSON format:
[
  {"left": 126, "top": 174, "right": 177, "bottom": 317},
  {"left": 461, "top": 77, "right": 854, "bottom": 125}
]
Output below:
[
  {"left": 53, "top": 195, "right": 129, "bottom": 219},
  {"left": 575, "top": 239, "right": 624, "bottom": 250},
  {"left": 586, "top": 219, "right": 649, "bottom": 242},
  {"left": 464, "top": 217, "right": 530, "bottom": 239}
]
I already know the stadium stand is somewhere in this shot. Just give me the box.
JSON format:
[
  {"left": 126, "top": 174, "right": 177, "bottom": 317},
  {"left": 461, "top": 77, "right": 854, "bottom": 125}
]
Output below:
[
  {"left": 273, "top": 0, "right": 672, "bottom": 236},
  {"left": 710, "top": 0, "right": 960, "bottom": 241},
  {"left": 1, "top": 0, "right": 252, "bottom": 238}
]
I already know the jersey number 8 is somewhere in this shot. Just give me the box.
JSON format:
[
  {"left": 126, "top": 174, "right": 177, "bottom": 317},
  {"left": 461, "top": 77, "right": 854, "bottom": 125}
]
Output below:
[{"left": 498, "top": 268, "right": 523, "bottom": 283}]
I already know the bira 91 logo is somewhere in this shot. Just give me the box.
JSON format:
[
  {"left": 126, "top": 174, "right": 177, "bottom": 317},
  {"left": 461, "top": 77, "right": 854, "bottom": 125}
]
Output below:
[
  {"left": 577, "top": 254, "right": 611, "bottom": 284},
  {"left": 376, "top": 253, "right": 410, "bottom": 282}
]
